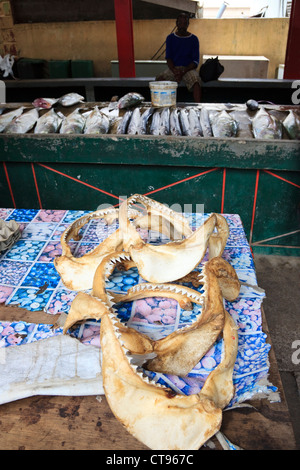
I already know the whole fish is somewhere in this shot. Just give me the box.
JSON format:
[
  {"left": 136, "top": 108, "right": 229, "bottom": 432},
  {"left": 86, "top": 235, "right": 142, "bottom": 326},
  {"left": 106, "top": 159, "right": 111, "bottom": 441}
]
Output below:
[
  {"left": 32, "top": 97, "right": 59, "bottom": 109},
  {"left": 84, "top": 106, "right": 109, "bottom": 134},
  {"left": 170, "top": 108, "right": 182, "bottom": 136},
  {"left": 282, "top": 110, "right": 300, "bottom": 140},
  {"left": 34, "top": 109, "right": 63, "bottom": 134},
  {"left": 188, "top": 107, "right": 202, "bottom": 137},
  {"left": 60, "top": 108, "right": 86, "bottom": 134},
  {"left": 211, "top": 110, "right": 238, "bottom": 138},
  {"left": 58, "top": 93, "right": 85, "bottom": 107},
  {"left": 117, "top": 110, "right": 132, "bottom": 134},
  {"left": 150, "top": 109, "right": 161, "bottom": 135},
  {"left": 199, "top": 107, "right": 213, "bottom": 137},
  {"left": 127, "top": 107, "right": 142, "bottom": 135},
  {"left": 118, "top": 92, "right": 144, "bottom": 109},
  {"left": 252, "top": 108, "right": 282, "bottom": 139},
  {"left": 159, "top": 107, "right": 170, "bottom": 135},
  {"left": 179, "top": 108, "right": 191, "bottom": 136},
  {"left": 140, "top": 107, "right": 155, "bottom": 134},
  {"left": 0, "top": 106, "right": 25, "bottom": 132},
  {"left": 4, "top": 108, "right": 39, "bottom": 134}
]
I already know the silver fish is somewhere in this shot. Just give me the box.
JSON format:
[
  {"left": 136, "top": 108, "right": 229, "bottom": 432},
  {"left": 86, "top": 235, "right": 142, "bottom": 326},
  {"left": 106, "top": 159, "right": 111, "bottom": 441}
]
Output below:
[
  {"left": 127, "top": 107, "right": 142, "bottom": 135},
  {"left": 60, "top": 108, "right": 86, "bottom": 134},
  {"left": 58, "top": 93, "right": 85, "bottom": 107},
  {"left": 282, "top": 110, "right": 300, "bottom": 140},
  {"left": 188, "top": 107, "right": 202, "bottom": 137},
  {"left": 117, "top": 110, "right": 132, "bottom": 134},
  {"left": 84, "top": 106, "right": 109, "bottom": 134},
  {"left": 140, "top": 107, "right": 155, "bottom": 134},
  {"left": 211, "top": 110, "right": 238, "bottom": 138},
  {"left": 118, "top": 92, "right": 144, "bottom": 109},
  {"left": 4, "top": 108, "right": 39, "bottom": 134},
  {"left": 159, "top": 107, "right": 170, "bottom": 135},
  {"left": 150, "top": 109, "right": 161, "bottom": 135},
  {"left": 34, "top": 109, "right": 63, "bottom": 134},
  {"left": 199, "top": 107, "right": 213, "bottom": 137},
  {"left": 170, "top": 108, "right": 182, "bottom": 136},
  {"left": 0, "top": 107, "right": 25, "bottom": 132},
  {"left": 32, "top": 97, "right": 59, "bottom": 109},
  {"left": 179, "top": 108, "right": 191, "bottom": 136},
  {"left": 252, "top": 108, "right": 282, "bottom": 139}
]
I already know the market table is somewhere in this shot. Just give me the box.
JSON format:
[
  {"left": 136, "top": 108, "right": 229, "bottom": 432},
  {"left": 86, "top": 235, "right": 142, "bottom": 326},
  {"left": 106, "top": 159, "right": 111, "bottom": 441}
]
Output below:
[{"left": 0, "top": 207, "right": 297, "bottom": 450}]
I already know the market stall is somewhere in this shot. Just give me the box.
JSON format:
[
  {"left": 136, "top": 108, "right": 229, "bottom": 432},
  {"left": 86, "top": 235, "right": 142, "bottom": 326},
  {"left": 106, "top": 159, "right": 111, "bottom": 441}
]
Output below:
[
  {"left": 0, "top": 90, "right": 299, "bottom": 450},
  {"left": 0, "top": 204, "right": 297, "bottom": 450},
  {"left": 0, "top": 94, "right": 299, "bottom": 256}
]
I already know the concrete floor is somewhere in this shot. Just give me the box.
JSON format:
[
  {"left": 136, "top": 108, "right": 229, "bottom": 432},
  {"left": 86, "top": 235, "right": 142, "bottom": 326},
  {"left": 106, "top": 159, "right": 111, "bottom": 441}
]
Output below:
[{"left": 254, "top": 254, "right": 300, "bottom": 450}]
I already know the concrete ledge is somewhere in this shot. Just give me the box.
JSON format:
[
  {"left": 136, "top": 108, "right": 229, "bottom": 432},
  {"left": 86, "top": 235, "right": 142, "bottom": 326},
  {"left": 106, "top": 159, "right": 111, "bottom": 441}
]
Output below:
[
  {"left": 3, "top": 77, "right": 295, "bottom": 104},
  {"left": 4, "top": 77, "right": 295, "bottom": 89}
]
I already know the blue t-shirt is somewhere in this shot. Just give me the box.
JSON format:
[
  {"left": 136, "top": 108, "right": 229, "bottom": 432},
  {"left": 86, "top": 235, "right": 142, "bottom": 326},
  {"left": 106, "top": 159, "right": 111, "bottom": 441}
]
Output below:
[{"left": 165, "top": 33, "right": 199, "bottom": 67}]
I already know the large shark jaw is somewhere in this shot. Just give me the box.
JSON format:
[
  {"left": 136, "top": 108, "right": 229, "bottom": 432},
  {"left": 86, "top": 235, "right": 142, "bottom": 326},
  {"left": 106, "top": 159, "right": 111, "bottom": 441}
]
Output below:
[
  {"left": 100, "top": 296, "right": 238, "bottom": 450},
  {"left": 54, "top": 196, "right": 193, "bottom": 291},
  {"left": 119, "top": 194, "right": 229, "bottom": 283},
  {"left": 100, "top": 310, "right": 223, "bottom": 450},
  {"left": 61, "top": 249, "right": 239, "bottom": 450},
  {"left": 63, "top": 250, "right": 240, "bottom": 376},
  {"left": 54, "top": 207, "right": 124, "bottom": 291}
]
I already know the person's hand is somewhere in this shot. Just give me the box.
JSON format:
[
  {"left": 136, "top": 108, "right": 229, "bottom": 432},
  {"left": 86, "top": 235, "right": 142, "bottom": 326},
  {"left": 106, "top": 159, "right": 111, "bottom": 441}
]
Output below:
[{"left": 173, "top": 68, "right": 185, "bottom": 83}]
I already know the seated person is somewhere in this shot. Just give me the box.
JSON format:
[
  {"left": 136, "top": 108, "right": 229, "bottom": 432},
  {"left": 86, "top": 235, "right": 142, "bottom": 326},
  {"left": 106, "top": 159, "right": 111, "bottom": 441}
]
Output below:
[{"left": 156, "top": 13, "right": 201, "bottom": 103}]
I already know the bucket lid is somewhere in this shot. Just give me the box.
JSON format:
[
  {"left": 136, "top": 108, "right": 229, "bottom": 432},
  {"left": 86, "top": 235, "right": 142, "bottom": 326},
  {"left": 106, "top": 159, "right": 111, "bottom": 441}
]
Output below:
[{"left": 149, "top": 81, "right": 178, "bottom": 88}]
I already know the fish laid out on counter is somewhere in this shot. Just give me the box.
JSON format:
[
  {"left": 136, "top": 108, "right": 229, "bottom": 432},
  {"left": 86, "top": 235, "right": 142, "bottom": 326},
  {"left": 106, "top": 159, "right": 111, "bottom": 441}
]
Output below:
[
  {"left": 0, "top": 106, "right": 25, "bottom": 132},
  {"left": 3, "top": 108, "right": 39, "bottom": 134},
  {"left": 32, "top": 93, "right": 85, "bottom": 109},
  {"left": 251, "top": 107, "right": 282, "bottom": 140},
  {"left": 34, "top": 109, "right": 64, "bottom": 134},
  {"left": 60, "top": 108, "right": 86, "bottom": 134},
  {"left": 1, "top": 91, "right": 300, "bottom": 139},
  {"left": 32, "top": 97, "right": 59, "bottom": 109},
  {"left": 211, "top": 110, "right": 238, "bottom": 138},
  {"left": 117, "top": 92, "right": 145, "bottom": 110},
  {"left": 282, "top": 109, "right": 300, "bottom": 140},
  {"left": 84, "top": 106, "right": 110, "bottom": 135}
]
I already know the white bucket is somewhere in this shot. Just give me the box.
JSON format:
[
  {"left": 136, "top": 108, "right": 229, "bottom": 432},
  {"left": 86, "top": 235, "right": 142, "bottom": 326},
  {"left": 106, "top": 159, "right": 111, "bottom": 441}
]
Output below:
[{"left": 149, "top": 81, "right": 178, "bottom": 107}]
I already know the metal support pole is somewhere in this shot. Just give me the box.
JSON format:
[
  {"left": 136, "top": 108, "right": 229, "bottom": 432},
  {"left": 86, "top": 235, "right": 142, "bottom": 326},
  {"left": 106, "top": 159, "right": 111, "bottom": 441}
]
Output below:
[
  {"left": 114, "top": 0, "right": 136, "bottom": 78},
  {"left": 284, "top": 0, "right": 300, "bottom": 79}
]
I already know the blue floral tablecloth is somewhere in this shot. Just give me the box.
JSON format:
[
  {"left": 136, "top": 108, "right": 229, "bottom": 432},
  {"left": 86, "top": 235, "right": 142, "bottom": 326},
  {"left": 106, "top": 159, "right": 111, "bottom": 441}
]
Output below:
[{"left": 0, "top": 207, "right": 278, "bottom": 407}]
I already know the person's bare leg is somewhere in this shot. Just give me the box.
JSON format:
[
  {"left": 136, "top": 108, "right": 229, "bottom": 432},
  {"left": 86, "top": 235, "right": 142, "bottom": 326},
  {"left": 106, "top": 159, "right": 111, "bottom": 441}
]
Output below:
[{"left": 193, "top": 82, "right": 202, "bottom": 103}]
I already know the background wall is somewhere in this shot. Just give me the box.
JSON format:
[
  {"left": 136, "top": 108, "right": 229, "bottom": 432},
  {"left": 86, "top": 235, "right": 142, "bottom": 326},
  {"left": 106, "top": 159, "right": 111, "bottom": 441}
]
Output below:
[{"left": 1, "top": 17, "right": 290, "bottom": 78}]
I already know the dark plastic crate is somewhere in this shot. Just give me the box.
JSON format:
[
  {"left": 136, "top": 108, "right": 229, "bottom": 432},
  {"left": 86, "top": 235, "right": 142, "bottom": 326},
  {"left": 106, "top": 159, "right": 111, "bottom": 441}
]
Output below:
[{"left": 71, "top": 60, "right": 93, "bottom": 78}]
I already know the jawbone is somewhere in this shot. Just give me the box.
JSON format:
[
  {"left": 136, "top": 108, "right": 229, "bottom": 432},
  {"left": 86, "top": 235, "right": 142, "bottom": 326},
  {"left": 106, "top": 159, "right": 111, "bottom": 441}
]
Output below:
[{"left": 119, "top": 194, "right": 229, "bottom": 283}]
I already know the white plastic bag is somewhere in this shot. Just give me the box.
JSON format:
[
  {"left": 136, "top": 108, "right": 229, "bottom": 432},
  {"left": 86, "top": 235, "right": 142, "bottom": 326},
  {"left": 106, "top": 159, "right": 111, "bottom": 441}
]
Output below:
[{"left": 0, "top": 54, "right": 15, "bottom": 78}]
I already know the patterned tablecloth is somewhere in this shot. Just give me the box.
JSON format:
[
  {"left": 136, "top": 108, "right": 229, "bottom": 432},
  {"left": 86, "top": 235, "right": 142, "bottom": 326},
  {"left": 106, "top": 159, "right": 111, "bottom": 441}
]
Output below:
[{"left": 0, "top": 207, "right": 278, "bottom": 408}]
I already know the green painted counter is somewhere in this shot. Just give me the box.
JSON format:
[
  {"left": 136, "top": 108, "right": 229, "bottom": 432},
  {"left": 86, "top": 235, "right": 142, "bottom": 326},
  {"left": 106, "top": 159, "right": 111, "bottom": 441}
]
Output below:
[{"left": 1, "top": 133, "right": 299, "bottom": 256}]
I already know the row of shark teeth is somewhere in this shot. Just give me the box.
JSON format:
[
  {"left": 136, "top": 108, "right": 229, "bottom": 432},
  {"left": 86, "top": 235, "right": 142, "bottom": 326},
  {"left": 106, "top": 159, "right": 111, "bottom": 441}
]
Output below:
[
  {"left": 125, "top": 281, "right": 205, "bottom": 303},
  {"left": 107, "top": 308, "right": 169, "bottom": 390},
  {"left": 104, "top": 252, "right": 132, "bottom": 278},
  {"left": 128, "top": 194, "right": 189, "bottom": 223},
  {"left": 62, "top": 206, "right": 119, "bottom": 243}
]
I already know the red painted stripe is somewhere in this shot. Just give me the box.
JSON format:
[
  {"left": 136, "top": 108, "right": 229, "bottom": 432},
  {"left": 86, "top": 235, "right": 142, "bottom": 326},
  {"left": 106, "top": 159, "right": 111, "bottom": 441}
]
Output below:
[
  {"left": 221, "top": 168, "right": 226, "bottom": 213},
  {"left": 144, "top": 168, "right": 219, "bottom": 196},
  {"left": 264, "top": 169, "right": 300, "bottom": 189},
  {"left": 31, "top": 163, "right": 42, "bottom": 209},
  {"left": 249, "top": 169, "right": 260, "bottom": 245},
  {"left": 3, "top": 162, "right": 16, "bottom": 208},
  {"left": 37, "top": 163, "right": 122, "bottom": 202}
]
